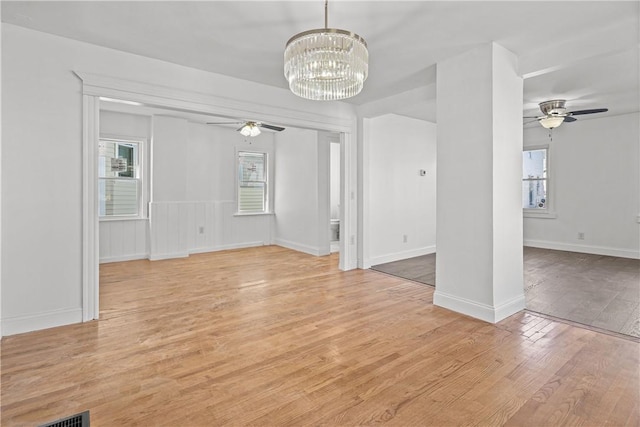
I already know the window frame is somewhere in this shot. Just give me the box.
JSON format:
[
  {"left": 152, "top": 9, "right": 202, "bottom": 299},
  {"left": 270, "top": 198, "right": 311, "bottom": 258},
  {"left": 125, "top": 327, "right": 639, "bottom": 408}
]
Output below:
[
  {"left": 522, "top": 144, "right": 556, "bottom": 219},
  {"left": 98, "top": 136, "right": 147, "bottom": 221},
  {"left": 236, "top": 150, "right": 270, "bottom": 215}
]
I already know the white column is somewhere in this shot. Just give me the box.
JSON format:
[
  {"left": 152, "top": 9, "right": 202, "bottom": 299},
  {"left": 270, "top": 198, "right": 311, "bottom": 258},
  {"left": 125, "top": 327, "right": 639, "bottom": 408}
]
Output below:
[{"left": 434, "top": 43, "right": 525, "bottom": 323}]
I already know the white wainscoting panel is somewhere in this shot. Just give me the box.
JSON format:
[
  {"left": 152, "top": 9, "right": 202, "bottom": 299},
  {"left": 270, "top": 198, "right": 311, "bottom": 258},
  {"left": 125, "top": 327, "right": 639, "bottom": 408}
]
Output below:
[
  {"left": 149, "top": 201, "right": 273, "bottom": 261},
  {"left": 188, "top": 201, "right": 216, "bottom": 251},
  {"left": 99, "top": 219, "right": 149, "bottom": 263},
  {"left": 149, "top": 202, "right": 190, "bottom": 260}
]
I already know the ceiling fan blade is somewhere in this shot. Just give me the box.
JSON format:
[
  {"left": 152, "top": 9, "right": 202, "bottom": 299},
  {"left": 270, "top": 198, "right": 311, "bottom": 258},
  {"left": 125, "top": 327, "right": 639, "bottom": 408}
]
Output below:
[
  {"left": 258, "top": 123, "right": 285, "bottom": 132},
  {"left": 524, "top": 119, "right": 540, "bottom": 125},
  {"left": 206, "top": 121, "right": 244, "bottom": 125},
  {"left": 523, "top": 116, "right": 541, "bottom": 119},
  {"left": 563, "top": 116, "right": 577, "bottom": 123},
  {"left": 568, "top": 108, "right": 608, "bottom": 116}
]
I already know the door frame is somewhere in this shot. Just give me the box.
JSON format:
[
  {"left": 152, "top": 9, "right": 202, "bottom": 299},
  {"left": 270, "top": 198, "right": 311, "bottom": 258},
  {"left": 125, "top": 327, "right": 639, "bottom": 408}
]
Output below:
[{"left": 77, "top": 71, "right": 359, "bottom": 320}]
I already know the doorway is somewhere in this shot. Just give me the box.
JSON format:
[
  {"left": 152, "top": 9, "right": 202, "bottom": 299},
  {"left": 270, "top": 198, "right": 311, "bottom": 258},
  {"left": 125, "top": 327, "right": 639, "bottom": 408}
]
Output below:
[
  {"left": 329, "top": 135, "right": 341, "bottom": 254},
  {"left": 81, "top": 73, "right": 358, "bottom": 320}
]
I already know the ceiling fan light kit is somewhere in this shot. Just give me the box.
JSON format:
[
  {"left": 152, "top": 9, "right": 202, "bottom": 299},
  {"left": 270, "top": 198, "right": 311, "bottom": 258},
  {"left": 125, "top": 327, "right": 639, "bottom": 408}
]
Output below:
[
  {"left": 206, "top": 120, "right": 285, "bottom": 137},
  {"left": 526, "top": 99, "right": 608, "bottom": 130},
  {"left": 284, "top": 0, "right": 368, "bottom": 101},
  {"left": 239, "top": 123, "right": 261, "bottom": 137},
  {"left": 539, "top": 116, "right": 565, "bottom": 129}
]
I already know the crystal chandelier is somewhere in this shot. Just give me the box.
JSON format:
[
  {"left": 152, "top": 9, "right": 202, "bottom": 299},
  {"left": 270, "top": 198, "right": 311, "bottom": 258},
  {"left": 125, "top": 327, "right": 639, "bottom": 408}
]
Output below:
[{"left": 284, "top": 0, "right": 369, "bottom": 101}]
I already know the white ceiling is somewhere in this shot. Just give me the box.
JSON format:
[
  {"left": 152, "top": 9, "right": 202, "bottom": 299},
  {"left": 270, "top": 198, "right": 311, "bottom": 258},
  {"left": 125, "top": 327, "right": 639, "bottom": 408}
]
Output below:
[{"left": 2, "top": 1, "right": 639, "bottom": 124}]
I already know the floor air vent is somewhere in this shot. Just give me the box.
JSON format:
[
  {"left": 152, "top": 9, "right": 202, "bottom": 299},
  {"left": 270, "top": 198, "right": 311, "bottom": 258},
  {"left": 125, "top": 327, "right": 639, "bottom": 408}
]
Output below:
[{"left": 40, "top": 410, "right": 89, "bottom": 427}]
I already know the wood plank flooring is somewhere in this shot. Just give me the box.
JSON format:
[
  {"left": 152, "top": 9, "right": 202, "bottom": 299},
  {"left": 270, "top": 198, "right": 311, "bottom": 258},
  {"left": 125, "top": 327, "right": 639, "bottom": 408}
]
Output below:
[
  {"left": 372, "top": 248, "right": 640, "bottom": 338},
  {"left": 2, "top": 246, "right": 639, "bottom": 426}
]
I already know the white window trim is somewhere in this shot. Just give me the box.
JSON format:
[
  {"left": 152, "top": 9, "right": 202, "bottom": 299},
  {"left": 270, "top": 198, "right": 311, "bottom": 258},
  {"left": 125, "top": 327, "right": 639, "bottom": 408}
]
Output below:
[
  {"left": 98, "top": 135, "right": 148, "bottom": 221},
  {"left": 523, "top": 144, "right": 556, "bottom": 219},
  {"left": 233, "top": 212, "right": 275, "bottom": 217},
  {"left": 235, "top": 149, "right": 271, "bottom": 215}
]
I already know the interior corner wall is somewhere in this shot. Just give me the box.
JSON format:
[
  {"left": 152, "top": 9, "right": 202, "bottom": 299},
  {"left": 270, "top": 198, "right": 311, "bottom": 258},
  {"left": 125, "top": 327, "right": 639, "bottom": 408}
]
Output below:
[
  {"left": 274, "top": 128, "right": 328, "bottom": 256},
  {"left": 0, "top": 23, "right": 355, "bottom": 336},
  {"left": 150, "top": 118, "right": 276, "bottom": 261},
  {"left": 523, "top": 112, "right": 640, "bottom": 259},
  {"left": 367, "top": 114, "right": 437, "bottom": 266},
  {"left": 184, "top": 123, "right": 275, "bottom": 254}
]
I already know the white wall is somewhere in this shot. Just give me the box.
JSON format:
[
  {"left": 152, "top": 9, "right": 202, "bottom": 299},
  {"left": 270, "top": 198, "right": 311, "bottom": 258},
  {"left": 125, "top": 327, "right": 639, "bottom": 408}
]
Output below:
[
  {"left": 367, "top": 114, "right": 437, "bottom": 265},
  {"left": 99, "top": 110, "right": 151, "bottom": 263},
  {"left": 524, "top": 112, "right": 640, "bottom": 258},
  {"left": 2, "top": 28, "right": 85, "bottom": 335},
  {"left": 274, "top": 128, "right": 330, "bottom": 255},
  {"left": 186, "top": 122, "right": 275, "bottom": 255},
  {"left": 98, "top": 110, "right": 277, "bottom": 263},
  {"left": 101, "top": 109, "right": 151, "bottom": 140},
  {"left": 0, "top": 10, "right": 4, "bottom": 333},
  {"left": 149, "top": 117, "right": 276, "bottom": 260},
  {"left": 1, "top": 23, "right": 356, "bottom": 336},
  {"left": 153, "top": 116, "right": 189, "bottom": 202}
]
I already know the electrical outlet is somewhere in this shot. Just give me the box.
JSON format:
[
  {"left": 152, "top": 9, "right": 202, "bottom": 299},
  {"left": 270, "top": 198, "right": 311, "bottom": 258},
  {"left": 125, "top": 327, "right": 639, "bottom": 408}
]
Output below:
[
  {"left": 199, "top": 226, "right": 205, "bottom": 234},
  {"left": 403, "top": 234, "right": 408, "bottom": 243},
  {"left": 578, "top": 232, "right": 585, "bottom": 240}
]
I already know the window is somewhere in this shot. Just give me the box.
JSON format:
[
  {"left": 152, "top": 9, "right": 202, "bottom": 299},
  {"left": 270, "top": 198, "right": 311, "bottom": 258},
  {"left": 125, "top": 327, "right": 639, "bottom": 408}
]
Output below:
[
  {"left": 522, "top": 148, "right": 548, "bottom": 210},
  {"left": 98, "top": 138, "right": 143, "bottom": 218},
  {"left": 237, "top": 151, "right": 268, "bottom": 213}
]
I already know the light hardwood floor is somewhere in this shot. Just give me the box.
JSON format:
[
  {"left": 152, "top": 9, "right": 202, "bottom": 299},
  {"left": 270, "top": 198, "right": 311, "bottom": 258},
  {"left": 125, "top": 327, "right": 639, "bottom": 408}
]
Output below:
[{"left": 1, "top": 246, "right": 638, "bottom": 426}]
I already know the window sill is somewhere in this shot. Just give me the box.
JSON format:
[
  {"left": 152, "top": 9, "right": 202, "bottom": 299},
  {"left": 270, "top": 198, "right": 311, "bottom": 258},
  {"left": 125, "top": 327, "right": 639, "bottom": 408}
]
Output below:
[
  {"left": 99, "top": 216, "right": 148, "bottom": 222},
  {"left": 233, "top": 212, "right": 274, "bottom": 217},
  {"left": 523, "top": 210, "right": 557, "bottom": 219}
]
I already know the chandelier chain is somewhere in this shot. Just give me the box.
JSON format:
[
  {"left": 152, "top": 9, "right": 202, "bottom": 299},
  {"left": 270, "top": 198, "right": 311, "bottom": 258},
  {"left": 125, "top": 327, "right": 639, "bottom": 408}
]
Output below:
[{"left": 325, "top": 0, "right": 328, "bottom": 29}]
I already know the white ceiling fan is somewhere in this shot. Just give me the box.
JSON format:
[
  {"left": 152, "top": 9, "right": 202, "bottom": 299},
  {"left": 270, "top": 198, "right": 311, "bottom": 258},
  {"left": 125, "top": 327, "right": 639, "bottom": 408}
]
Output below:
[
  {"left": 525, "top": 99, "right": 608, "bottom": 129},
  {"left": 206, "top": 120, "right": 285, "bottom": 137}
]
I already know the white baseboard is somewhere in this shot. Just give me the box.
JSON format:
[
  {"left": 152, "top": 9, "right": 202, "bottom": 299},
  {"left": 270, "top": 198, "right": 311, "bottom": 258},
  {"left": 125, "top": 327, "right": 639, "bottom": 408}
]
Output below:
[
  {"left": 2, "top": 307, "right": 83, "bottom": 337},
  {"left": 105, "top": 243, "right": 267, "bottom": 263},
  {"left": 369, "top": 245, "right": 436, "bottom": 267},
  {"left": 100, "top": 253, "right": 149, "bottom": 264},
  {"left": 274, "top": 239, "right": 322, "bottom": 256},
  {"left": 524, "top": 239, "right": 639, "bottom": 259},
  {"left": 495, "top": 295, "right": 527, "bottom": 323},
  {"left": 433, "top": 291, "right": 525, "bottom": 324},
  {"left": 190, "top": 241, "right": 265, "bottom": 254},
  {"left": 149, "top": 251, "right": 190, "bottom": 261}
]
